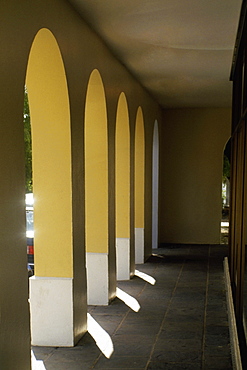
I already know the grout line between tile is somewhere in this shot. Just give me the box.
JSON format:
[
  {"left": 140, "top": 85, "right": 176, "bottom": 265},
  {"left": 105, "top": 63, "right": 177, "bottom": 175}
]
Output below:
[
  {"left": 145, "top": 258, "right": 186, "bottom": 370},
  {"left": 91, "top": 274, "right": 153, "bottom": 369}
]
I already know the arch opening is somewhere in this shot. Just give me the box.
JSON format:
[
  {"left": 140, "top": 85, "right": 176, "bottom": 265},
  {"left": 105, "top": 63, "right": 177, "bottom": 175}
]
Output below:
[{"left": 221, "top": 139, "right": 231, "bottom": 244}]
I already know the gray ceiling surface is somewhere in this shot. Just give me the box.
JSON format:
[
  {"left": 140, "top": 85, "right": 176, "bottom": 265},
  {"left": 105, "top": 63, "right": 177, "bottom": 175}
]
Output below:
[{"left": 68, "top": 0, "right": 242, "bottom": 108}]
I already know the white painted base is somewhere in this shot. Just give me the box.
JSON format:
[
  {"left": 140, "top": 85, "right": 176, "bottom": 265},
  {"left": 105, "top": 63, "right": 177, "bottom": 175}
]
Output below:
[
  {"left": 116, "top": 238, "right": 130, "bottom": 280},
  {"left": 86, "top": 252, "right": 109, "bottom": 305},
  {"left": 135, "top": 228, "right": 144, "bottom": 264},
  {"left": 30, "top": 276, "right": 74, "bottom": 346}
]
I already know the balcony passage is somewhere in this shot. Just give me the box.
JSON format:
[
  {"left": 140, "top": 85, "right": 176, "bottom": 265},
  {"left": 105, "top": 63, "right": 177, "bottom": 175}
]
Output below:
[{"left": 32, "top": 245, "right": 232, "bottom": 369}]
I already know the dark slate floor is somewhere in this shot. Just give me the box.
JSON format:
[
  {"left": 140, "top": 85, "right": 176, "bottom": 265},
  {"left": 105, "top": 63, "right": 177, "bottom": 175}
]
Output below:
[{"left": 32, "top": 245, "right": 232, "bottom": 369}]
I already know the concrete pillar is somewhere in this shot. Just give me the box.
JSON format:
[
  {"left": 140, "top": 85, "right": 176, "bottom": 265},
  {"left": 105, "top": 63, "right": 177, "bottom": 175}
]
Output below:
[
  {"left": 116, "top": 93, "right": 132, "bottom": 280},
  {"left": 135, "top": 107, "right": 145, "bottom": 263},
  {"left": 85, "top": 69, "right": 116, "bottom": 305},
  {"left": 0, "top": 56, "right": 31, "bottom": 370},
  {"left": 26, "top": 28, "right": 87, "bottom": 346}
]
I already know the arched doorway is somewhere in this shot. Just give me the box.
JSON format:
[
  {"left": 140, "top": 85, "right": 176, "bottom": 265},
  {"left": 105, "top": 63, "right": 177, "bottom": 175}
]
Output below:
[{"left": 221, "top": 139, "right": 231, "bottom": 244}]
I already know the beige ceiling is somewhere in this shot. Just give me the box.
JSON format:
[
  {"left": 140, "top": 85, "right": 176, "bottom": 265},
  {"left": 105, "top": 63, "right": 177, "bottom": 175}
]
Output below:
[{"left": 68, "top": 0, "right": 242, "bottom": 108}]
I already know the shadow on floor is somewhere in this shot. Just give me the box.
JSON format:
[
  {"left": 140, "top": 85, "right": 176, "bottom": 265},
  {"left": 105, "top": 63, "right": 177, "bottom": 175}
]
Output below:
[{"left": 32, "top": 244, "right": 232, "bottom": 370}]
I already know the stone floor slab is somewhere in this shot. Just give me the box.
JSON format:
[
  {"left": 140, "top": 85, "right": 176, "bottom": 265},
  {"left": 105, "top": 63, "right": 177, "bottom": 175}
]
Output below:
[{"left": 31, "top": 245, "right": 233, "bottom": 370}]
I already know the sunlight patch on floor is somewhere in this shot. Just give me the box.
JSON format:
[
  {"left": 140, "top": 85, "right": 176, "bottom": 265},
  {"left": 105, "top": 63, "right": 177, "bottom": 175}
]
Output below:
[
  {"left": 221, "top": 221, "right": 229, "bottom": 227},
  {"left": 87, "top": 313, "right": 114, "bottom": 359},
  {"left": 116, "top": 287, "right": 141, "bottom": 312},
  {"left": 31, "top": 350, "right": 46, "bottom": 370},
  {"left": 135, "top": 269, "right": 156, "bottom": 285}
]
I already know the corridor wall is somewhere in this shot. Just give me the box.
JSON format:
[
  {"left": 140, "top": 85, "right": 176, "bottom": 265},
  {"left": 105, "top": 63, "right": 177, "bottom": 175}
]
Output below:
[
  {"left": 159, "top": 108, "right": 231, "bottom": 245},
  {"left": 0, "top": 0, "right": 161, "bottom": 367}
]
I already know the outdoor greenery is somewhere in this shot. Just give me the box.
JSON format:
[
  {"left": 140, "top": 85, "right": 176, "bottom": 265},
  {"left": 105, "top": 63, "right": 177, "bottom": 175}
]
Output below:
[
  {"left": 223, "top": 154, "right": 230, "bottom": 183},
  {"left": 24, "top": 87, "right": 33, "bottom": 193}
]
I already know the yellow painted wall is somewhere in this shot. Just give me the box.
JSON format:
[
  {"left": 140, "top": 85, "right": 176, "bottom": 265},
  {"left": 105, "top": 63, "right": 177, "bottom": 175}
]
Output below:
[
  {"left": 85, "top": 69, "right": 108, "bottom": 253},
  {"left": 26, "top": 29, "right": 73, "bottom": 277},
  {"left": 116, "top": 93, "right": 130, "bottom": 238},
  {"left": 159, "top": 108, "right": 231, "bottom": 244},
  {"left": 135, "top": 107, "right": 145, "bottom": 229}
]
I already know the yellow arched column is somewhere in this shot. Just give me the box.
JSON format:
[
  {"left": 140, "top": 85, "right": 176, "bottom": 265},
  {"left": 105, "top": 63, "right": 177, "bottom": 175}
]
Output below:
[
  {"left": 135, "top": 107, "right": 145, "bottom": 263},
  {"left": 115, "top": 93, "right": 131, "bottom": 280},
  {"left": 85, "top": 69, "right": 113, "bottom": 304},
  {"left": 152, "top": 120, "right": 159, "bottom": 249},
  {"left": 26, "top": 28, "right": 86, "bottom": 346}
]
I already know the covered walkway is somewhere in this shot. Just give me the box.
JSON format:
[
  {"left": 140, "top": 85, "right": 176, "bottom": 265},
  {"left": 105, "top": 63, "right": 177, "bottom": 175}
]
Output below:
[{"left": 32, "top": 245, "right": 232, "bottom": 369}]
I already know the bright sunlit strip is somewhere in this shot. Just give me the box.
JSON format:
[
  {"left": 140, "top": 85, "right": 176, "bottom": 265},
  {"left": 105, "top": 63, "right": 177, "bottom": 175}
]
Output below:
[
  {"left": 116, "top": 287, "right": 141, "bottom": 312},
  {"left": 221, "top": 221, "right": 229, "bottom": 227},
  {"left": 135, "top": 269, "right": 156, "bottom": 285},
  {"left": 31, "top": 350, "right": 46, "bottom": 370},
  {"left": 87, "top": 313, "right": 114, "bottom": 359}
]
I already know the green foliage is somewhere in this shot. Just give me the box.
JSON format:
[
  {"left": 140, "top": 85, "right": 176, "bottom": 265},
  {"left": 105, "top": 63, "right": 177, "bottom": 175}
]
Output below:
[
  {"left": 24, "top": 87, "right": 33, "bottom": 193},
  {"left": 223, "top": 155, "right": 230, "bottom": 183}
]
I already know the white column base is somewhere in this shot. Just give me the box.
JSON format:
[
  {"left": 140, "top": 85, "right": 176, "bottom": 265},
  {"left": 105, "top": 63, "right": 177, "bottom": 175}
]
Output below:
[
  {"left": 86, "top": 252, "right": 109, "bottom": 305},
  {"left": 116, "top": 238, "right": 130, "bottom": 280},
  {"left": 30, "top": 276, "right": 74, "bottom": 347},
  {"left": 135, "top": 228, "right": 144, "bottom": 264}
]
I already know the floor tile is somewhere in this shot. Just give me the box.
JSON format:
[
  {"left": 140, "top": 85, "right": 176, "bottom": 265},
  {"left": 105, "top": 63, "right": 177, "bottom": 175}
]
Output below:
[
  {"left": 94, "top": 355, "right": 148, "bottom": 369},
  {"left": 31, "top": 245, "right": 233, "bottom": 370}
]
